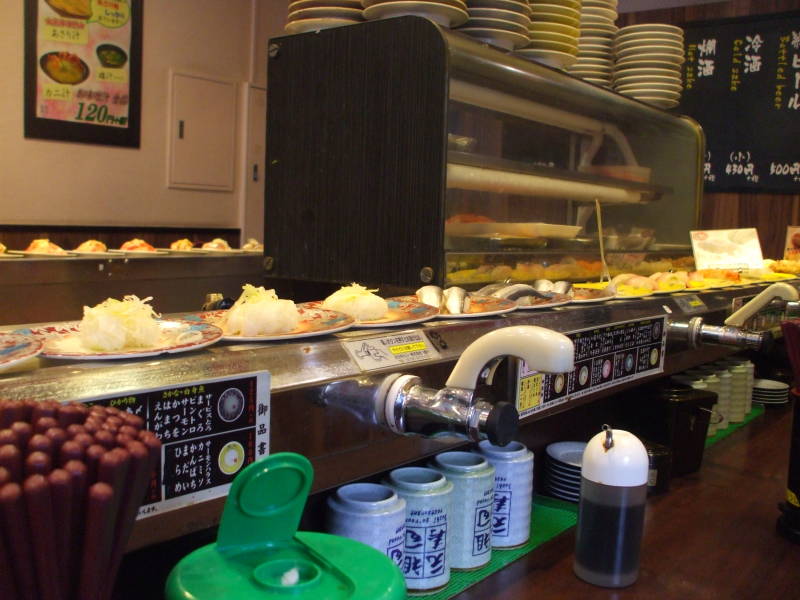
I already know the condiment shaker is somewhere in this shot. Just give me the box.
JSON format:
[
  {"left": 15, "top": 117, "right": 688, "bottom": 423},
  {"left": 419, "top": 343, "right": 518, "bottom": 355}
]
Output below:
[
  {"left": 431, "top": 451, "right": 495, "bottom": 570},
  {"left": 326, "top": 483, "right": 406, "bottom": 569},
  {"left": 387, "top": 467, "right": 453, "bottom": 593},
  {"left": 574, "top": 425, "right": 648, "bottom": 588},
  {"left": 476, "top": 440, "right": 534, "bottom": 548}
]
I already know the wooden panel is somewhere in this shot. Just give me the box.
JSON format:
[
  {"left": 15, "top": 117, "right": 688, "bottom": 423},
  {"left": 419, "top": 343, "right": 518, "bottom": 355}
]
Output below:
[
  {"left": 265, "top": 17, "right": 448, "bottom": 287},
  {"left": 619, "top": 1, "right": 800, "bottom": 259}
]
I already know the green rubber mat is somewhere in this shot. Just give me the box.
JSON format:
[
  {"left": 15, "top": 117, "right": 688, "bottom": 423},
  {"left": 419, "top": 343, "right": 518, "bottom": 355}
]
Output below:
[
  {"left": 409, "top": 495, "right": 578, "bottom": 599},
  {"left": 705, "top": 404, "right": 765, "bottom": 448}
]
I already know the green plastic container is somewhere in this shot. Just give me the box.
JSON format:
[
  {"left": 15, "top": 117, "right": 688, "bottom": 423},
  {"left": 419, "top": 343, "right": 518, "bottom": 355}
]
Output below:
[{"left": 165, "top": 452, "right": 406, "bottom": 600}]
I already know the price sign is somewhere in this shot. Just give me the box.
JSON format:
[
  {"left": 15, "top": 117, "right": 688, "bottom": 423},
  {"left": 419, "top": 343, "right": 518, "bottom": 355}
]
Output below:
[
  {"left": 681, "top": 13, "right": 800, "bottom": 192},
  {"left": 516, "top": 317, "right": 666, "bottom": 418},
  {"left": 81, "top": 371, "right": 270, "bottom": 519},
  {"left": 690, "top": 228, "right": 764, "bottom": 270}
]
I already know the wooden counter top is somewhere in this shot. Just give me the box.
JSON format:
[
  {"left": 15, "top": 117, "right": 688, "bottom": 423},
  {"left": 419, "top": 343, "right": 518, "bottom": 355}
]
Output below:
[{"left": 455, "top": 403, "right": 800, "bottom": 599}]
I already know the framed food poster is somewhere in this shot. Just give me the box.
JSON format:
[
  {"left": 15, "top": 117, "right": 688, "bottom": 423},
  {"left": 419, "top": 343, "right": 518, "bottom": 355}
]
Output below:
[{"left": 24, "top": 0, "right": 143, "bottom": 147}]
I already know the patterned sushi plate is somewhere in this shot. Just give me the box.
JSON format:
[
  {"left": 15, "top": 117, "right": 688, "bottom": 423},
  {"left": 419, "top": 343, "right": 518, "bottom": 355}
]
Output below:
[
  {"left": 16, "top": 320, "right": 222, "bottom": 360},
  {"left": 396, "top": 295, "right": 517, "bottom": 318},
  {"left": 0, "top": 333, "right": 44, "bottom": 370},
  {"left": 190, "top": 305, "right": 355, "bottom": 341}
]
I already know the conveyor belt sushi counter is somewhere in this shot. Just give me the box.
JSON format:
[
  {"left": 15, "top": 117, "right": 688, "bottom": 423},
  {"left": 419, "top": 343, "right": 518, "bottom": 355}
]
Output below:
[{"left": 0, "top": 280, "right": 795, "bottom": 553}]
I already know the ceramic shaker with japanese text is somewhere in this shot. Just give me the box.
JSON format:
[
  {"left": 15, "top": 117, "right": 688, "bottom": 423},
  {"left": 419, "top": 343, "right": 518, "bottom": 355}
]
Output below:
[
  {"left": 431, "top": 451, "right": 495, "bottom": 570},
  {"left": 326, "top": 483, "right": 406, "bottom": 570},
  {"left": 477, "top": 440, "right": 534, "bottom": 548},
  {"left": 387, "top": 467, "right": 454, "bottom": 593}
]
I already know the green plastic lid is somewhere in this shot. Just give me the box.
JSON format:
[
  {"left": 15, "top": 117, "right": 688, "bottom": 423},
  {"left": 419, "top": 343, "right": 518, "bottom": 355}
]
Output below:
[{"left": 165, "top": 452, "right": 406, "bottom": 600}]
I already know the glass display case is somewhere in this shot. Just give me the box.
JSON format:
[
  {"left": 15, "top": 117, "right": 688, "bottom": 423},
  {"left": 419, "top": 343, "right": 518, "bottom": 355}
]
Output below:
[
  {"left": 265, "top": 16, "right": 703, "bottom": 290},
  {"left": 443, "top": 33, "right": 703, "bottom": 285}
]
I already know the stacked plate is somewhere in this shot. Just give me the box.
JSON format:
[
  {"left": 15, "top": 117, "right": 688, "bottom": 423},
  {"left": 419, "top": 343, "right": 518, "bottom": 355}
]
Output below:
[
  {"left": 362, "top": 0, "right": 468, "bottom": 28},
  {"left": 460, "top": 0, "right": 531, "bottom": 50},
  {"left": 752, "top": 379, "right": 791, "bottom": 405},
  {"left": 285, "top": 0, "right": 364, "bottom": 33},
  {"left": 515, "top": 0, "right": 580, "bottom": 69},
  {"left": 613, "top": 23, "right": 685, "bottom": 109},
  {"left": 569, "top": 0, "right": 617, "bottom": 85},
  {"left": 543, "top": 441, "right": 586, "bottom": 502}
]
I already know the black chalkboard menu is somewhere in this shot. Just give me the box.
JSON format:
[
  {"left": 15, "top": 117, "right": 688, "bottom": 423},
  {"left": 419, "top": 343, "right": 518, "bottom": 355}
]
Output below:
[{"left": 680, "top": 11, "right": 800, "bottom": 193}]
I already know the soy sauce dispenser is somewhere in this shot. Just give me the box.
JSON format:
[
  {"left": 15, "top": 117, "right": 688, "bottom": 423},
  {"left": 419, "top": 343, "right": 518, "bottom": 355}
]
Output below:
[{"left": 574, "top": 425, "right": 648, "bottom": 588}]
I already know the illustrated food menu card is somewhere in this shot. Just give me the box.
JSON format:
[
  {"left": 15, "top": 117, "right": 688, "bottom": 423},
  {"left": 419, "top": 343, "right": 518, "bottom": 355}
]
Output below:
[{"left": 36, "top": 0, "right": 133, "bottom": 128}]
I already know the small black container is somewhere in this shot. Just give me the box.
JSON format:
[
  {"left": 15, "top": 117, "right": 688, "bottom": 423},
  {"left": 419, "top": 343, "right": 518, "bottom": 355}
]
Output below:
[
  {"left": 643, "top": 441, "right": 672, "bottom": 496},
  {"left": 618, "top": 383, "right": 716, "bottom": 478}
]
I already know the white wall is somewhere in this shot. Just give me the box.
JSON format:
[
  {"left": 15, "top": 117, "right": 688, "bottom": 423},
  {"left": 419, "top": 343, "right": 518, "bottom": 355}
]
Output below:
[{"left": 0, "top": 0, "right": 285, "bottom": 229}]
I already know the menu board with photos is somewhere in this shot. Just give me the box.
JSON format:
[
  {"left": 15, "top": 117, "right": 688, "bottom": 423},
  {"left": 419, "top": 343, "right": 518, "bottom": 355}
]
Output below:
[
  {"left": 24, "top": 0, "right": 143, "bottom": 147},
  {"left": 680, "top": 11, "right": 800, "bottom": 193}
]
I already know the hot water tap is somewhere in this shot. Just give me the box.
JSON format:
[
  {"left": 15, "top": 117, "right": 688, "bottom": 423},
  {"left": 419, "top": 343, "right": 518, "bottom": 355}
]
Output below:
[
  {"left": 667, "top": 282, "right": 799, "bottom": 352},
  {"left": 321, "top": 326, "right": 575, "bottom": 446}
]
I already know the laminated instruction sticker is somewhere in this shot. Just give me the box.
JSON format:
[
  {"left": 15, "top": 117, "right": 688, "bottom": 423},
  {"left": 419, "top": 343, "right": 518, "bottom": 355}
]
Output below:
[
  {"left": 343, "top": 331, "right": 441, "bottom": 371},
  {"left": 516, "top": 317, "right": 666, "bottom": 418},
  {"left": 80, "top": 371, "right": 270, "bottom": 519}
]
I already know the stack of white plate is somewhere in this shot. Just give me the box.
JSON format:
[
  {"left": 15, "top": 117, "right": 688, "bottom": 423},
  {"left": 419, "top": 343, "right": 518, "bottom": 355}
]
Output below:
[
  {"left": 752, "top": 379, "right": 791, "bottom": 405},
  {"left": 543, "top": 441, "right": 586, "bottom": 502},
  {"left": 460, "top": 0, "right": 531, "bottom": 50},
  {"left": 515, "top": 0, "right": 580, "bottom": 69},
  {"left": 361, "top": 0, "right": 468, "bottom": 28},
  {"left": 569, "top": 0, "right": 617, "bottom": 85},
  {"left": 285, "top": 0, "right": 364, "bottom": 33},
  {"left": 613, "top": 23, "right": 685, "bottom": 109}
]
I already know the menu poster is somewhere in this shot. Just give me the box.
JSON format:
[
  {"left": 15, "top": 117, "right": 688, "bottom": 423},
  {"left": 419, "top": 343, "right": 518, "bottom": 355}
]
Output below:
[
  {"left": 24, "top": 0, "right": 143, "bottom": 147},
  {"left": 690, "top": 228, "right": 764, "bottom": 270},
  {"left": 680, "top": 11, "right": 800, "bottom": 193},
  {"left": 785, "top": 226, "right": 800, "bottom": 259}
]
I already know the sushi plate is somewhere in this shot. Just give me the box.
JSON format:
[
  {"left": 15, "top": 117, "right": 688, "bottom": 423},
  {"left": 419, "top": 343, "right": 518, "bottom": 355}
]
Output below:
[
  {"left": 652, "top": 286, "right": 687, "bottom": 295},
  {"left": 397, "top": 295, "right": 517, "bottom": 318},
  {"left": 546, "top": 466, "right": 582, "bottom": 485},
  {"left": 0, "top": 333, "right": 44, "bottom": 370},
  {"left": 355, "top": 298, "right": 440, "bottom": 327},
  {"left": 109, "top": 249, "right": 170, "bottom": 256},
  {"left": 570, "top": 284, "right": 617, "bottom": 303},
  {"left": 190, "top": 306, "right": 355, "bottom": 341},
  {"left": 192, "top": 248, "right": 246, "bottom": 254},
  {"left": 437, "top": 295, "right": 517, "bottom": 318},
  {"left": 14, "top": 251, "right": 76, "bottom": 258},
  {"left": 543, "top": 486, "right": 580, "bottom": 502},
  {"left": 515, "top": 293, "right": 572, "bottom": 310},
  {"left": 546, "top": 441, "right": 587, "bottom": 467},
  {"left": 304, "top": 298, "right": 440, "bottom": 328},
  {"left": 0, "top": 253, "right": 23, "bottom": 259},
  {"left": 615, "top": 286, "right": 654, "bottom": 299},
  {"left": 18, "top": 320, "right": 222, "bottom": 360}
]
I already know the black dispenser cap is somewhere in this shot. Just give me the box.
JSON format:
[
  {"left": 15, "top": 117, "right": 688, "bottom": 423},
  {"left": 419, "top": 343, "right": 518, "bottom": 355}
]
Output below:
[{"left": 486, "top": 401, "right": 519, "bottom": 447}]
